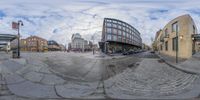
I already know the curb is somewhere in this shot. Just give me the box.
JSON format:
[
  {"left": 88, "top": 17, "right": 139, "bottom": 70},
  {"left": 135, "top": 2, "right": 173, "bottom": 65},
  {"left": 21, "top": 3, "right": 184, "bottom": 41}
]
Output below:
[{"left": 157, "top": 54, "right": 200, "bottom": 75}]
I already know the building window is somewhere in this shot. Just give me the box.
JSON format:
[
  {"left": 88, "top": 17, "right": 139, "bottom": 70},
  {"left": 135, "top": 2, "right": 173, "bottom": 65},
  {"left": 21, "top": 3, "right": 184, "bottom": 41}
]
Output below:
[
  {"left": 126, "top": 29, "right": 128, "bottom": 32},
  {"left": 160, "top": 45, "right": 162, "bottom": 51},
  {"left": 165, "top": 41, "right": 168, "bottom": 51},
  {"left": 126, "top": 39, "right": 129, "bottom": 43},
  {"left": 122, "top": 27, "right": 125, "bottom": 31},
  {"left": 107, "top": 34, "right": 112, "bottom": 40},
  {"left": 129, "top": 29, "right": 131, "bottom": 33},
  {"left": 172, "top": 37, "right": 177, "bottom": 51},
  {"left": 122, "top": 23, "right": 125, "bottom": 26},
  {"left": 107, "top": 20, "right": 111, "bottom": 22},
  {"left": 123, "top": 31, "right": 126, "bottom": 36},
  {"left": 118, "top": 25, "right": 122, "bottom": 29},
  {"left": 118, "top": 36, "right": 122, "bottom": 42},
  {"left": 123, "top": 38, "right": 126, "bottom": 42},
  {"left": 113, "top": 29, "right": 117, "bottom": 34},
  {"left": 113, "top": 20, "right": 117, "bottom": 23},
  {"left": 172, "top": 21, "right": 179, "bottom": 32},
  {"left": 106, "top": 23, "right": 112, "bottom": 27},
  {"left": 127, "top": 34, "right": 130, "bottom": 39},
  {"left": 113, "top": 35, "right": 117, "bottom": 41},
  {"left": 193, "top": 25, "right": 196, "bottom": 34},
  {"left": 118, "top": 30, "right": 122, "bottom": 35},
  {"left": 107, "top": 28, "right": 112, "bottom": 33},
  {"left": 165, "top": 28, "right": 168, "bottom": 36},
  {"left": 113, "top": 24, "right": 117, "bottom": 28}
]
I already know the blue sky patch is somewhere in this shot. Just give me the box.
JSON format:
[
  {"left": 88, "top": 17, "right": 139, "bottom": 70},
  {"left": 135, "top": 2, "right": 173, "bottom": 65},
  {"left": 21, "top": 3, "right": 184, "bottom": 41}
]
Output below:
[{"left": 0, "top": 10, "right": 6, "bottom": 18}]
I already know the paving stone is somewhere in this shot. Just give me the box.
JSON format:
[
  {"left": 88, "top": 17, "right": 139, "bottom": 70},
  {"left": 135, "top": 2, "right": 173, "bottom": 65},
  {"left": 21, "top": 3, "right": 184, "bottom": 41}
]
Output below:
[
  {"left": 5, "top": 74, "right": 25, "bottom": 84},
  {"left": 26, "top": 64, "right": 42, "bottom": 72},
  {"left": 104, "top": 59, "right": 199, "bottom": 99},
  {"left": 0, "top": 89, "right": 13, "bottom": 96},
  {"left": 27, "top": 59, "right": 47, "bottom": 68},
  {"left": 0, "top": 80, "right": 6, "bottom": 85},
  {"left": 0, "top": 65, "right": 13, "bottom": 76},
  {"left": 10, "top": 58, "right": 27, "bottom": 65},
  {"left": 7, "top": 80, "right": 59, "bottom": 98},
  {"left": 41, "top": 74, "right": 65, "bottom": 85},
  {"left": 24, "top": 71, "right": 44, "bottom": 82},
  {"left": 2, "top": 61, "right": 24, "bottom": 73},
  {"left": 55, "top": 82, "right": 98, "bottom": 98},
  {"left": 39, "top": 66, "right": 52, "bottom": 74},
  {"left": 0, "top": 95, "right": 36, "bottom": 100}
]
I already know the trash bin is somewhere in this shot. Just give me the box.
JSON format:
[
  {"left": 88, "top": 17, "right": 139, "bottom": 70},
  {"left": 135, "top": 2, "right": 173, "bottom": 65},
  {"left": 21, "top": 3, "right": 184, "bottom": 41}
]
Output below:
[{"left": 12, "top": 49, "right": 18, "bottom": 58}]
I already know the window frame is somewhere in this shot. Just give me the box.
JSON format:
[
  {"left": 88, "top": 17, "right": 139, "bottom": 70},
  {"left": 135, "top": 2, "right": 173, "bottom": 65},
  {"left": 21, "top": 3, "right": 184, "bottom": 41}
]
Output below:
[
  {"left": 107, "top": 34, "right": 112, "bottom": 40},
  {"left": 165, "top": 41, "right": 168, "bottom": 51},
  {"left": 172, "top": 21, "right": 179, "bottom": 33}
]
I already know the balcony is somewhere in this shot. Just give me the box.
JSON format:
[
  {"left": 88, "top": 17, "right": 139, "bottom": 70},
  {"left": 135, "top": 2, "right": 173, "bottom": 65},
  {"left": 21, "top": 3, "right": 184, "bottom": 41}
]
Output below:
[{"left": 160, "top": 38, "right": 164, "bottom": 42}]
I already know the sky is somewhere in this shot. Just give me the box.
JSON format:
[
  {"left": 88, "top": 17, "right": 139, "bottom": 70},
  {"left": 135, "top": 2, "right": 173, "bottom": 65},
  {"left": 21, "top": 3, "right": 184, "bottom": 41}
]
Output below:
[{"left": 0, "top": 0, "right": 200, "bottom": 46}]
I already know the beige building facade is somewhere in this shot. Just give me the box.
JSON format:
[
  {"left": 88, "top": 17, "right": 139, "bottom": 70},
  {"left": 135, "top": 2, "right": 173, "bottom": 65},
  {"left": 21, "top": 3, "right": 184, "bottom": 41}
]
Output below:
[
  {"left": 11, "top": 36, "right": 48, "bottom": 52},
  {"left": 155, "top": 14, "right": 200, "bottom": 59}
]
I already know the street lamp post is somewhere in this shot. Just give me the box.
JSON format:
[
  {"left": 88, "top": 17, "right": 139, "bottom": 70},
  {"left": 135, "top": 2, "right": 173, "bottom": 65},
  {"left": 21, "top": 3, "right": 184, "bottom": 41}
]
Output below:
[
  {"left": 91, "top": 34, "right": 95, "bottom": 55},
  {"left": 192, "top": 37, "right": 195, "bottom": 55},
  {"left": 92, "top": 38, "right": 94, "bottom": 55},
  {"left": 104, "top": 42, "right": 108, "bottom": 54},
  {"left": 17, "top": 20, "right": 23, "bottom": 58}
]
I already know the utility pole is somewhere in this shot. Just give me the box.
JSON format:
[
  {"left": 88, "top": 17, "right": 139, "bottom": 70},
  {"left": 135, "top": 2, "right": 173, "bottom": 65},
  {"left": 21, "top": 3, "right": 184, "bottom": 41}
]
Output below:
[
  {"left": 91, "top": 34, "right": 95, "bottom": 55},
  {"left": 37, "top": 40, "right": 39, "bottom": 52}
]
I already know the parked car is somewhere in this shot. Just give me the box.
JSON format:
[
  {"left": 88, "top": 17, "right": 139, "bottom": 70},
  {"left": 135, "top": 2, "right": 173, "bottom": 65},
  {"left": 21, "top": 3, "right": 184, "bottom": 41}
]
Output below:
[
  {"left": 150, "top": 51, "right": 155, "bottom": 53},
  {"left": 122, "top": 51, "right": 129, "bottom": 55}
]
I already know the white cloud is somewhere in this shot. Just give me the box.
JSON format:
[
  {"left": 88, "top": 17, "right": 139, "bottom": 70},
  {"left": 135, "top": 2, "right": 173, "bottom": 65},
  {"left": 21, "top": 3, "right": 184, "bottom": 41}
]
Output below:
[{"left": 0, "top": 0, "right": 200, "bottom": 46}]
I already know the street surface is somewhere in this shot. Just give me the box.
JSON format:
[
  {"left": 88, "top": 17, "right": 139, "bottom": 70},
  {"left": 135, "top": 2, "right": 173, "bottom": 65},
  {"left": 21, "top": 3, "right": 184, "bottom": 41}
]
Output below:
[{"left": 0, "top": 51, "right": 200, "bottom": 99}]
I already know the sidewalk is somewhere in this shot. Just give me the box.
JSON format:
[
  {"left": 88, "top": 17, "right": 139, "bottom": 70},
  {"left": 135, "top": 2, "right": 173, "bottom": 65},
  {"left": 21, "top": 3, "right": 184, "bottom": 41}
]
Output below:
[{"left": 157, "top": 52, "right": 200, "bottom": 75}]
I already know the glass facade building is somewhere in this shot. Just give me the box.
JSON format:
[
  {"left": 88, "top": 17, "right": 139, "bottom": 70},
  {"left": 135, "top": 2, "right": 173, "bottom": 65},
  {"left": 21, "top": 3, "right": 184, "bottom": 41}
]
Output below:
[{"left": 100, "top": 18, "right": 142, "bottom": 53}]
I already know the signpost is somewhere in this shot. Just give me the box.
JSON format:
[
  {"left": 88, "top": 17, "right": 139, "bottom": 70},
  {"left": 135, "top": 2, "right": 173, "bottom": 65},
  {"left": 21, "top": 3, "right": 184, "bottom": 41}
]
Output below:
[{"left": 12, "top": 20, "right": 23, "bottom": 58}]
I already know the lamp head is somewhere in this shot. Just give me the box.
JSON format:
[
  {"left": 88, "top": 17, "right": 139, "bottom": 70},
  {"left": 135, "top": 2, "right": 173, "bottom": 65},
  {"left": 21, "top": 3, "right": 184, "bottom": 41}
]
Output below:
[
  {"left": 179, "top": 35, "right": 183, "bottom": 39},
  {"left": 18, "top": 20, "right": 24, "bottom": 26}
]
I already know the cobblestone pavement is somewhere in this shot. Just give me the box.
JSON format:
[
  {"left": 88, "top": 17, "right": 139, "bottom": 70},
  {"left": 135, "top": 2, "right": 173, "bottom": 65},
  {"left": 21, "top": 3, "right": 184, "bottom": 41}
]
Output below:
[
  {"left": 0, "top": 51, "right": 200, "bottom": 99},
  {"left": 104, "top": 59, "right": 200, "bottom": 99},
  {"left": 157, "top": 52, "right": 200, "bottom": 75}
]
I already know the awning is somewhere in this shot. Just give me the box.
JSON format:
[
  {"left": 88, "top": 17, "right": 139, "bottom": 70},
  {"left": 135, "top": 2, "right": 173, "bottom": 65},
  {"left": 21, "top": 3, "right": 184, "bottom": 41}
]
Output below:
[{"left": 0, "top": 34, "right": 17, "bottom": 42}]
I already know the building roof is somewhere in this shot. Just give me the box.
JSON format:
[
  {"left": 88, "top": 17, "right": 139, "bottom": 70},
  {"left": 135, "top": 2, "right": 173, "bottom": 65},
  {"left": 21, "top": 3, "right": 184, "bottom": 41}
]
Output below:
[
  {"left": 104, "top": 18, "right": 141, "bottom": 35},
  {"left": 0, "top": 34, "right": 17, "bottom": 42},
  {"left": 155, "top": 29, "right": 162, "bottom": 40},
  {"left": 26, "top": 35, "right": 47, "bottom": 41},
  {"left": 72, "top": 33, "right": 82, "bottom": 39},
  {"left": 163, "top": 14, "right": 192, "bottom": 30},
  {"left": 48, "top": 40, "right": 59, "bottom": 46}
]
